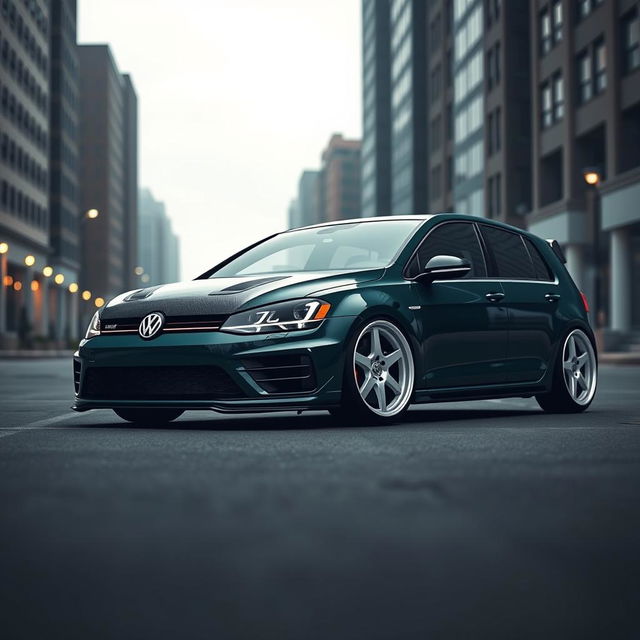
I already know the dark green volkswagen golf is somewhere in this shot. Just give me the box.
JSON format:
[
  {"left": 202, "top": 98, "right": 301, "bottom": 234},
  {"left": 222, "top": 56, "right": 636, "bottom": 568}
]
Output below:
[{"left": 73, "top": 214, "right": 597, "bottom": 425}]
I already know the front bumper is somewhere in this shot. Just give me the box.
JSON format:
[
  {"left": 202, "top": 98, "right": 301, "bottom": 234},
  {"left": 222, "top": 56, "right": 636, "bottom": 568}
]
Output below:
[{"left": 72, "top": 316, "right": 355, "bottom": 413}]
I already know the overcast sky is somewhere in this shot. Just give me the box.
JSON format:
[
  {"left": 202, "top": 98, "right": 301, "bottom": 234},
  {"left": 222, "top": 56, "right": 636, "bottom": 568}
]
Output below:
[{"left": 78, "top": 0, "right": 362, "bottom": 280}]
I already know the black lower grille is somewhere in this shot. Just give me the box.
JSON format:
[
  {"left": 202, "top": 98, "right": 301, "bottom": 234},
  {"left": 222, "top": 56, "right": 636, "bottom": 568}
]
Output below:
[
  {"left": 73, "top": 359, "right": 81, "bottom": 394},
  {"left": 241, "top": 354, "right": 316, "bottom": 395},
  {"left": 82, "top": 365, "right": 244, "bottom": 400}
]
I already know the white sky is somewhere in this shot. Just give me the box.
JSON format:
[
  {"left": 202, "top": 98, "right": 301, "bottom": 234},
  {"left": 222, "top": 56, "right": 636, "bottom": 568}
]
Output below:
[{"left": 78, "top": 0, "right": 362, "bottom": 280}]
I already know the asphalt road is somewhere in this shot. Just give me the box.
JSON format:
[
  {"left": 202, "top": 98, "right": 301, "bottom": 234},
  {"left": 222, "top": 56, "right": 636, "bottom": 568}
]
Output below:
[{"left": 1, "top": 359, "right": 639, "bottom": 640}]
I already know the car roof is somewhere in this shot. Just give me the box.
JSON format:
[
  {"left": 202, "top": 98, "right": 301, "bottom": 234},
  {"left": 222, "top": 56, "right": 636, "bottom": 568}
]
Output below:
[{"left": 289, "top": 214, "right": 434, "bottom": 232}]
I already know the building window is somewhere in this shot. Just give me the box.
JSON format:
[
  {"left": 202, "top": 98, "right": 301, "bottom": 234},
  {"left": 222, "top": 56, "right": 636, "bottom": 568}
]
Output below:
[
  {"left": 622, "top": 10, "right": 640, "bottom": 74},
  {"left": 577, "top": 0, "right": 603, "bottom": 21},
  {"left": 431, "top": 115, "right": 442, "bottom": 152},
  {"left": 487, "top": 43, "right": 501, "bottom": 90},
  {"left": 553, "top": 74, "right": 564, "bottom": 120},
  {"left": 487, "top": 107, "right": 501, "bottom": 156},
  {"left": 577, "top": 40, "right": 607, "bottom": 104},
  {"left": 541, "top": 74, "right": 563, "bottom": 128},
  {"left": 541, "top": 82, "right": 553, "bottom": 128},
  {"left": 594, "top": 40, "right": 606, "bottom": 93},
  {"left": 553, "top": 1, "right": 563, "bottom": 43},
  {"left": 577, "top": 51, "right": 592, "bottom": 103},
  {"left": 540, "top": 10, "right": 552, "bottom": 55},
  {"left": 577, "top": 0, "right": 590, "bottom": 20}
]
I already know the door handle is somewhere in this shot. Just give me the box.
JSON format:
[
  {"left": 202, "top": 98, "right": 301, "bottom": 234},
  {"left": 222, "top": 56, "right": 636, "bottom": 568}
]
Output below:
[
  {"left": 485, "top": 292, "right": 505, "bottom": 303},
  {"left": 544, "top": 293, "right": 561, "bottom": 302}
]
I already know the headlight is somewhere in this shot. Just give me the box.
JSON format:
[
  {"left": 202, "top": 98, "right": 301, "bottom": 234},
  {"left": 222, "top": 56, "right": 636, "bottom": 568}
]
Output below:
[
  {"left": 84, "top": 310, "right": 101, "bottom": 340},
  {"left": 221, "top": 299, "right": 331, "bottom": 334}
]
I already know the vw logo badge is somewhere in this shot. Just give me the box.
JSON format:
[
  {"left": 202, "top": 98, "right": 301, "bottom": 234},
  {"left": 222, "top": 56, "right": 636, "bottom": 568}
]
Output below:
[{"left": 139, "top": 312, "right": 165, "bottom": 339}]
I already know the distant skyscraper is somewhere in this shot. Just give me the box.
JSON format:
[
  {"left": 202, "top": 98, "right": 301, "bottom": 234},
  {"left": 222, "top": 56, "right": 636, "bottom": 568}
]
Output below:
[
  {"left": 287, "top": 198, "right": 300, "bottom": 229},
  {"left": 298, "top": 170, "right": 320, "bottom": 226},
  {"left": 49, "top": 0, "right": 80, "bottom": 339},
  {"left": 78, "top": 44, "right": 138, "bottom": 301},
  {"left": 319, "top": 134, "right": 361, "bottom": 222},
  {"left": 138, "top": 188, "right": 180, "bottom": 286},
  {"left": 361, "top": 0, "right": 392, "bottom": 217},
  {"left": 0, "top": 0, "right": 51, "bottom": 345},
  {"left": 389, "top": 0, "right": 428, "bottom": 214},
  {"left": 122, "top": 74, "right": 138, "bottom": 291}
]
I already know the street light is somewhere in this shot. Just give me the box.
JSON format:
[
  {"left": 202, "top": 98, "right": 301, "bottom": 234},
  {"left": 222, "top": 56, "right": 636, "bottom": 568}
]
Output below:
[
  {"left": 134, "top": 266, "right": 144, "bottom": 276},
  {"left": 82, "top": 290, "right": 91, "bottom": 301},
  {"left": 94, "top": 297, "right": 105, "bottom": 308},
  {"left": 24, "top": 255, "right": 35, "bottom": 267},
  {"left": 583, "top": 168, "right": 601, "bottom": 186},
  {"left": 42, "top": 266, "right": 53, "bottom": 277},
  {"left": 68, "top": 283, "right": 79, "bottom": 293},
  {"left": 54, "top": 273, "right": 65, "bottom": 285},
  {"left": 0, "top": 242, "right": 8, "bottom": 254},
  {"left": 583, "top": 166, "right": 603, "bottom": 329},
  {"left": 86, "top": 209, "right": 99, "bottom": 219}
]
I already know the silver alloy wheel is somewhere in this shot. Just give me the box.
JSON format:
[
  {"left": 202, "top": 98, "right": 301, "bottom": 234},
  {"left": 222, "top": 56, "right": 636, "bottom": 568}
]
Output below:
[
  {"left": 353, "top": 320, "right": 414, "bottom": 417},
  {"left": 562, "top": 329, "right": 597, "bottom": 406}
]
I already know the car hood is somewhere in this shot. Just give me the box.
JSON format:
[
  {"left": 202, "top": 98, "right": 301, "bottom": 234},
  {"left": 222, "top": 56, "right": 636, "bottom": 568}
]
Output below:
[{"left": 100, "top": 270, "right": 384, "bottom": 320}]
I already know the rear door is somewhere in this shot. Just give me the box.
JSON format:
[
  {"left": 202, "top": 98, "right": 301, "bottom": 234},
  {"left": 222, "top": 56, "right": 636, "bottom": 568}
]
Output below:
[
  {"left": 408, "top": 221, "right": 509, "bottom": 389},
  {"left": 478, "top": 224, "right": 560, "bottom": 383}
]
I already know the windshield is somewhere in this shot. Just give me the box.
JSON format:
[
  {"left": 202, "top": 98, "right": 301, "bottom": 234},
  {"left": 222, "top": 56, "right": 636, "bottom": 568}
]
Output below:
[{"left": 211, "top": 220, "right": 423, "bottom": 277}]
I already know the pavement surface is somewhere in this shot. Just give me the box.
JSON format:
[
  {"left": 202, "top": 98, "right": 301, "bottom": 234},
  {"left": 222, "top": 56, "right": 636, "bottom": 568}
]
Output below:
[{"left": 0, "top": 358, "right": 639, "bottom": 639}]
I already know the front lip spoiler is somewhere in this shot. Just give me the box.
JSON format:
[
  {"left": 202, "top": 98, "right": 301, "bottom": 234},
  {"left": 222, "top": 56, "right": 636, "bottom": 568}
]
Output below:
[{"left": 71, "top": 394, "right": 340, "bottom": 414}]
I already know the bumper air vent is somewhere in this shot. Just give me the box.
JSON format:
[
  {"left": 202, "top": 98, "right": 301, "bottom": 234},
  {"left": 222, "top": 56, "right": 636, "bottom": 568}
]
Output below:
[
  {"left": 73, "top": 359, "right": 81, "bottom": 394},
  {"left": 241, "top": 354, "right": 316, "bottom": 395}
]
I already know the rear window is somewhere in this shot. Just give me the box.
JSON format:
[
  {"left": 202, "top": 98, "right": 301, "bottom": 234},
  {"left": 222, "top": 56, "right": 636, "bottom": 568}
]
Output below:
[{"left": 524, "top": 237, "right": 554, "bottom": 281}]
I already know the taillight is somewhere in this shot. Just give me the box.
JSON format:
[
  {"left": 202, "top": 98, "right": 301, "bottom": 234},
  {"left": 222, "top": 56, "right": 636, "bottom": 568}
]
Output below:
[{"left": 580, "top": 292, "right": 589, "bottom": 312}]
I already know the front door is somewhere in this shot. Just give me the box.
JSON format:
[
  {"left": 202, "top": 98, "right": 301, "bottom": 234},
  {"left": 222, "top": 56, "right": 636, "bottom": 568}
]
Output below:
[{"left": 408, "top": 222, "right": 509, "bottom": 389}]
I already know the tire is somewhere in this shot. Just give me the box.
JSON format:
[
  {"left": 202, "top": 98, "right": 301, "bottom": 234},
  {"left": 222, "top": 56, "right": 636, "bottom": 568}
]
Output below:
[
  {"left": 113, "top": 408, "right": 184, "bottom": 425},
  {"left": 536, "top": 328, "right": 597, "bottom": 414},
  {"left": 330, "top": 318, "right": 415, "bottom": 425}
]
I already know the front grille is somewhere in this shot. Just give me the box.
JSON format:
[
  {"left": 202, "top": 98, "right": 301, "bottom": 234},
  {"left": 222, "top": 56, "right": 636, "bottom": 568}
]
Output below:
[
  {"left": 81, "top": 365, "right": 244, "bottom": 400},
  {"left": 100, "top": 314, "right": 228, "bottom": 335},
  {"left": 241, "top": 354, "right": 316, "bottom": 395}
]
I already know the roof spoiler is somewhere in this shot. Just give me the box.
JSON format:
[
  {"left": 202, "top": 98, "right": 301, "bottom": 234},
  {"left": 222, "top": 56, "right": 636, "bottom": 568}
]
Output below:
[{"left": 545, "top": 239, "right": 567, "bottom": 264}]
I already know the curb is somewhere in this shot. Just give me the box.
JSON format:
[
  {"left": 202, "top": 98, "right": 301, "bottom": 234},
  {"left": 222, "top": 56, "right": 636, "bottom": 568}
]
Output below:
[{"left": 0, "top": 350, "right": 74, "bottom": 359}]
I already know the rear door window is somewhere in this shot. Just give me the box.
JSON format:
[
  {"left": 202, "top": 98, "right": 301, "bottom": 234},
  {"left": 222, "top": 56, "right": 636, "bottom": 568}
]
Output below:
[{"left": 479, "top": 226, "right": 537, "bottom": 280}]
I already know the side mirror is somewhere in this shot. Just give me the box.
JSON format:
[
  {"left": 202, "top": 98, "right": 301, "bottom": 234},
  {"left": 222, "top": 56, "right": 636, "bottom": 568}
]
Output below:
[{"left": 416, "top": 255, "right": 471, "bottom": 283}]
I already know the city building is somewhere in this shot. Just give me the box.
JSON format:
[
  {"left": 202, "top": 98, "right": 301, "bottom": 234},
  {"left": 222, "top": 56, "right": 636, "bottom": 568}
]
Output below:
[
  {"left": 122, "top": 74, "right": 138, "bottom": 291},
  {"left": 361, "top": 0, "right": 392, "bottom": 217},
  {"left": 426, "top": 0, "right": 455, "bottom": 213},
  {"left": 451, "top": 0, "right": 484, "bottom": 216},
  {"left": 49, "top": 0, "right": 80, "bottom": 341},
  {"left": 319, "top": 133, "right": 361, "bottom": 222},
  {"left": 0, "top": 0, "right": 51, "bottom": 347},
  {"left": 297, "top": 170, "right": 320, "bottom": 227},
  {"left": 363, "top": 0, "right": 533, "bottom": 224},
  {"left": 527, "top": 0, "right": 640, "bottom": 345},
  {"left": 389, "top": 0, "right": 428, "bottom": 214},
  {"left": 138, "top": 188, "right": 180, "bottom": 287},
  {"left": 77, "top": 44, "right": 138, "bottom": 306}
]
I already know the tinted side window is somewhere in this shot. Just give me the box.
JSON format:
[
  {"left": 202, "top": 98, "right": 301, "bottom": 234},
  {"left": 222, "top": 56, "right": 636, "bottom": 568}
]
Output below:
[
  {"left": 524, "top": 237, "right": 554, "bottom": 281},
  {"left": 412, "top": 222, "right": 487, "bottom": 278},
  {"left": 480, "top": 226, "right": 537, "bottom": 280}
]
